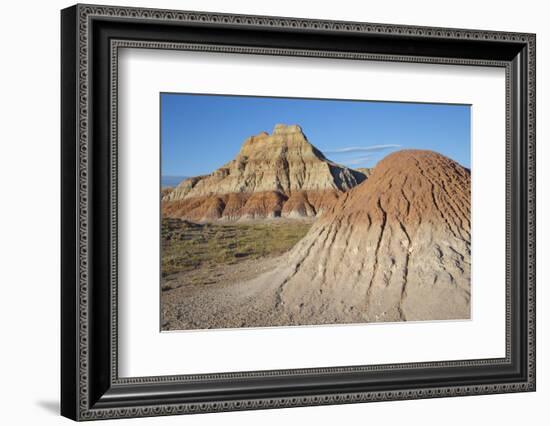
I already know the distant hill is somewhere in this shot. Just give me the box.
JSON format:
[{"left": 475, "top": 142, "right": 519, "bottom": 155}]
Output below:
[{"left": 355, "top": 167, "right": 373, "bottom": 178}]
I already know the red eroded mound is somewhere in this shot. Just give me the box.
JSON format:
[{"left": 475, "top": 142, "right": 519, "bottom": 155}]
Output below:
[{"left": 270, "top": 149, "right": 472, "bottom": 323}]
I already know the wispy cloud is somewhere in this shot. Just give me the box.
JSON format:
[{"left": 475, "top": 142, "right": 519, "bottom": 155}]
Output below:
[
  {"left": 322, "top": 144, "right": 401, "bottom": 154},
  {"left": 323, "top": 144, "right": 401, "bottom": 168},
  {"left": 341, "top": 156, "right": 373, "bottom": 166}
]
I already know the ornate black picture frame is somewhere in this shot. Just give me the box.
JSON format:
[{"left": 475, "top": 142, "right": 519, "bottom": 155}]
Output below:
[{"left": 61, "top": 4, "right": 536, "bottom": 421}]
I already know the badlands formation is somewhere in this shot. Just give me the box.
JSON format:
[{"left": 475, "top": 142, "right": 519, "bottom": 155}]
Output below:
[
  {"left": 161, "top": 146, "right": 471, "bottom": 329},
  {"left": 266, "top": 149, "right": 472, "bottom": 323},
  {"left": 162, "top": 124, "right": 366, "bottom": 221}
]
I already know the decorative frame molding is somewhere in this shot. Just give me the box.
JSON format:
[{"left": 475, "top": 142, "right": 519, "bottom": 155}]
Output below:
[{"left": 61, "top": 4, "right": 536, "bottom": 421}]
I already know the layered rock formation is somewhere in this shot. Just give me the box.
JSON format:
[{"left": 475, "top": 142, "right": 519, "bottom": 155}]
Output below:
[
  {"left": 167, "top": 150, "right": 472, "bottom": 329},
  {"left": 160, "top": 187, "right": 174, "bottom": 199},
  {"left": 162, "top": 124, "right": 366, "bottom": 220}
]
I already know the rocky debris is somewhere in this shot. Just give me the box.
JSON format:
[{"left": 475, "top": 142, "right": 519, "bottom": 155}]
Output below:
[{"left": 163, "top": 124, "right": 366, "bottom": 220}]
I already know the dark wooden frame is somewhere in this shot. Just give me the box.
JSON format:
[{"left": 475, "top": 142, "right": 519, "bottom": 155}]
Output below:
[{"left": 61, "top": 4, "right": 536, "bottom": 421}]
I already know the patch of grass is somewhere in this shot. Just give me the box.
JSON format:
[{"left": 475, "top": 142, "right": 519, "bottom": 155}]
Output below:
[{"left": 161, "top": 218, "right": 312, "bottom": 277}]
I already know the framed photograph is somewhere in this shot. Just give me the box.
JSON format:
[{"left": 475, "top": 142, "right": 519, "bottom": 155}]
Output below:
[{"left": 61, "top": 4, "right": 536, "bottom": 421}]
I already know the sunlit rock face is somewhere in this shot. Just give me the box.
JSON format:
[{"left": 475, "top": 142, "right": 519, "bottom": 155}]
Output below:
[{"left": 163, "top": 124, "right": 367, "bottom": 221}]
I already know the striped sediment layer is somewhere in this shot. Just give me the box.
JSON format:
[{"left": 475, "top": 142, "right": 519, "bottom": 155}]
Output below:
[{"left": 162, "top": 124, "right": 366, "bottom": 221}]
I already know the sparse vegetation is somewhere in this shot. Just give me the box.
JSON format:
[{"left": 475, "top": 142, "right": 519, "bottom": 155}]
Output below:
[{"left": 161, "top": 218, "right": 312, "bottom": 278}]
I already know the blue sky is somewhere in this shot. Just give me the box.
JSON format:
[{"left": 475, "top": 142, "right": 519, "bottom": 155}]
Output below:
[{"left": 161, "top": 93, "right": 470, "bottom": 178}]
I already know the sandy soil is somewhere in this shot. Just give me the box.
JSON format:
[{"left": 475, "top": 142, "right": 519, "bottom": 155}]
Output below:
[
  {"left": 161, "top": 255, "right": 284, "bottom": 330},
  {"left": 160, "top": 248, "right": 377, "bottom": 331}
]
